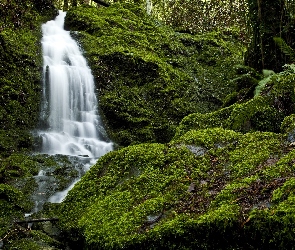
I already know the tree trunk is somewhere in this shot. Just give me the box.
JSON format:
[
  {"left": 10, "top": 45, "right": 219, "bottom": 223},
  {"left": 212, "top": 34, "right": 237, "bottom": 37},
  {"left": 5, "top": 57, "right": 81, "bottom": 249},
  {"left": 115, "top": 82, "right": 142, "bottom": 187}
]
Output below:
[{"left": 245, "top": 0, "right": 290, "bottom": 72}]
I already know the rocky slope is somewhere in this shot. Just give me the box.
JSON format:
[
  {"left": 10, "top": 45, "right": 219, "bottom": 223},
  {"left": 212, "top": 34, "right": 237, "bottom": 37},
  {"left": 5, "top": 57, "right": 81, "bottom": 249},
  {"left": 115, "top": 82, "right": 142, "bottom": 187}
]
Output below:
[{"left": 57, "top": 4, "right": 295, "bottom": 250}]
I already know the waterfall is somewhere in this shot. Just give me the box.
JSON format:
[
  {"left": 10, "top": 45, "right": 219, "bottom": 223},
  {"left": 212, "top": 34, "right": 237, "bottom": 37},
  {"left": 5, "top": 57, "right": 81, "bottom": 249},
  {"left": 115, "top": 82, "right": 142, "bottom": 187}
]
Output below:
[
  {"left": 39, "top": 11, "right": 112, "bottom": 159},
  {"left": 34, "top": 11, "right": 112, "bottom": 205}
]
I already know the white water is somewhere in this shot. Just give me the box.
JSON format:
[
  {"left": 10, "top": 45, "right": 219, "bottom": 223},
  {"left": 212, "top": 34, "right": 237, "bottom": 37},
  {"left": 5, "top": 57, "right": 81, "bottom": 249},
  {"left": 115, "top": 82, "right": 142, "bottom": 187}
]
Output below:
[
  {"left": 39, "top": 11, "right": 112, "bottom": 158},
  {"left": 36, "top": 11, "right": 113, "bottom": 204}
]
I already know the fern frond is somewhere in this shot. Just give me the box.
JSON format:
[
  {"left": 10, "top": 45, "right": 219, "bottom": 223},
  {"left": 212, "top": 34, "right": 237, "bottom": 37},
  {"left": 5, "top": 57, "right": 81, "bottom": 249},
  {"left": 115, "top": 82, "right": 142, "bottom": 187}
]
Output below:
[{"left": 273, "top": 37, "right": 295, "bottom": 61}]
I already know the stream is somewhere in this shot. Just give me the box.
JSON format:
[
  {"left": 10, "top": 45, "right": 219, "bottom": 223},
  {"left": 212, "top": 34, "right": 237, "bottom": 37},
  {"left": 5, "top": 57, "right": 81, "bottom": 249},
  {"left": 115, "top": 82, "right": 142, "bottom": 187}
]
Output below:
[{"left": 30, "top": 10, "right": 113, "bottom": 214}]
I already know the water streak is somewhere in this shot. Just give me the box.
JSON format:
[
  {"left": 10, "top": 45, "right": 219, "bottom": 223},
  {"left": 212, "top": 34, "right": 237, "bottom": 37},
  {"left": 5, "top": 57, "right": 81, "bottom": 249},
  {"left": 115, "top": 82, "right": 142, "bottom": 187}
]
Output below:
[
  {"left": 36, "top": 11, "right": 112, "bottom": 204},
  {"left": 39, "top": 11, "right": 112, "bottom": 158}
]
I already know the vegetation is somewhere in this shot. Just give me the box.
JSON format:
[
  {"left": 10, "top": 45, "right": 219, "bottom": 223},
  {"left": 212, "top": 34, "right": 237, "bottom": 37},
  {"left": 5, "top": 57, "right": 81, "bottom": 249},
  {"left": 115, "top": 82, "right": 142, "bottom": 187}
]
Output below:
[
  {"left": 59, "top": 127, "right": 295, "bottom": 249},
  {"left": 2, "top": 0, "right": 295, "bottom": 249},
  {"left": 64, "top": 3, "right": 244, "bottom": 146}
]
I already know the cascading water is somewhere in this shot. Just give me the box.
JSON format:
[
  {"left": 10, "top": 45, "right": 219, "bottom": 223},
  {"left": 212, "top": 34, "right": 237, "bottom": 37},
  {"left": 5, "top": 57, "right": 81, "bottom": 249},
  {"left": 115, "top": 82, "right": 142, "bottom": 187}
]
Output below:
[
  {"left": 39, "top": 11, "right": 112, "bottom": 159},
  {"left": 32, "top": 11, "right": 113, "bottom": 207}
]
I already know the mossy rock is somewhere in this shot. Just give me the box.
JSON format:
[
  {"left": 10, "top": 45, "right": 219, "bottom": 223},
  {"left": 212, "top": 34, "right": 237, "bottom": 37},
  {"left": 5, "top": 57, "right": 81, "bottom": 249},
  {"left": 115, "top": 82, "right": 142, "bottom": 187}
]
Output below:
[
  {"left": 281, "top": 114, "right": 295, "bottom": 143},
  {"left": 0, "top": 2, "right": 56, "bottom": 156},
  {"left": 281, "top": 114, "right": 295, "bottom": 134},
  {"left": 177, "top": 63, "right": 295, "bottom": 139},
  {"left": 64, "top": 4, "right": 244, "bottom": 146},
  {"left": 175, "top": 95, "right": 283, "bottom": 139},
  {"left": 58, "top": 127, "right": 295, "bottom": 249},
  {"left": 3, "top": 230, "right": 62, "bottom": 250},
  {"left": 0, "top": 153, "right": 39, "bottom": 183},
  {"left": 0, "top": 154, "right": 83, "bottom": 249},
  {"left": 173, "top": 106, "right": 234, "bottom": 138},
  {"left": 233, "top": 64, "right": 262, "bottom": 79},
  {"left": 0, "top": 184, "right": 33, "bottom": 237},
  {"left": 226, "top": 96, "right": 283, "bottom": 133}
]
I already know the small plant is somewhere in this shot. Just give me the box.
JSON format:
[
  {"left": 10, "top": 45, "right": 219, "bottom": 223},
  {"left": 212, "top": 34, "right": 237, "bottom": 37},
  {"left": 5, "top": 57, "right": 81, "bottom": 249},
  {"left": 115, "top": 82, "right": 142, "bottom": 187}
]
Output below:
[{"left": 273, "top": 37, "right": 295, "bottom": 62}]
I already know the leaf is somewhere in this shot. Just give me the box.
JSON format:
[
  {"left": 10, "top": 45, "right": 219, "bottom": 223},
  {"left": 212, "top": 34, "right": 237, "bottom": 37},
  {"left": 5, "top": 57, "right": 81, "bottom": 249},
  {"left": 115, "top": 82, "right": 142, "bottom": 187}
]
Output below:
[{"left": 273, "top": 37, "right": 295, "bottom": 61}]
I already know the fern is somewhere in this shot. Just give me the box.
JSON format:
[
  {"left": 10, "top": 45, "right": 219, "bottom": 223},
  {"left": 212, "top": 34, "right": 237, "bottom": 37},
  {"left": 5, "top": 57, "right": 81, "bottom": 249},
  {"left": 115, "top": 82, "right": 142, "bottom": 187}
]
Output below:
[{"left": 273, "top": 37, "right": 295, "bottom": 61}]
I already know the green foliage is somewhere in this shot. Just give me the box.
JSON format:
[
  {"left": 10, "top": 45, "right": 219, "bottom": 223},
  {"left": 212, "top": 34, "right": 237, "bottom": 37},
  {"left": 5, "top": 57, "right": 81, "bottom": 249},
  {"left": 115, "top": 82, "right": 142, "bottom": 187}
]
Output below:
[
  {"left": 0, "top": 154, "right": 39, "bottom": 183},
  {"left": 281, "top": 114, "right": 295, "bottom": 134},
  {"left": 58, "top": 126, "right": 295, "bottom": 249},
  {"left": 272, "top": 178, "right": 295, "bottom": 203},
  {"left": 246, "top": 0, "right": 293, "bottom": 72},
  {"left": 0, "top": 0, "right": 56, "bottom": 31},
  {"left": 274, "top": 37, "right": 295, "bottom": 61},
  {"left": 152, "top": 0, "right": 249, "bottom": 37},
  {"left": 254, "top": 71, "right": 275, "bottom": 96},
  {"left": 173, "top": 106, "right": 234, "bottom": 139}
]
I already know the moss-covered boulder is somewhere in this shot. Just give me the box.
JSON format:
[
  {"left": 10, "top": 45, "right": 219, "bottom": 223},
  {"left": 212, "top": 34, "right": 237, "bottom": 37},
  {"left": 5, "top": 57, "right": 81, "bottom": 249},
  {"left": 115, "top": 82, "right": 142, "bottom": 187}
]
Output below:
[
  {"left": 58, "top": 127, "right": 295, "bottom": 249},
  {"left": 222, "top": 64, "right": 263, "bottom": 107},
  {"left": 0, "top": 1, "right": 63, "bottom": 248},
  {"left": 0, "top": 1, "right": 61, "bottom": 248},
  {"left": 0, "top": 153, "right": 86, "bottom": 249},
  {"left": 0, "top": 0, "right": 56, "bottom": 156},
  {"left": 64, "top": 4, "right": 244, "bottom": 146},
  {"left": 175, "top": 64, "right": 295, "bottom": 138}
]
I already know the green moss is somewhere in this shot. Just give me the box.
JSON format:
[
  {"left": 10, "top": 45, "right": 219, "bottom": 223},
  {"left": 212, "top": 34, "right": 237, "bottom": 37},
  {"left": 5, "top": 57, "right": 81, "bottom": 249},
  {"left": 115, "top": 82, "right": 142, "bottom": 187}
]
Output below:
[
  {"left": 222, "top": 91, "right": 238, "bottom": 107},
  {"left": 173, "top": 127, "right": 240, "bottom": 148},
  {"left": 58, "top": 126, "right": 295, "bottom": 248},
  {"left": 174, "top": 106, "right": 234, "bottom": 139},
  {"left": 0, "top": 28, "right": 42, "bottom": 131},
  {"left": 281, "top": 114, "right": 295, "bottom": 134},
  {"left": 244, "top": 197, "right": 295, "bottom": 249},
  {"left": 176, "top": 95, "right": 284, "bottom": 139},
  {"left": 0, "top": 184, "right": 32, "bottom": 237},
  {"left": 262, "top": 149, "right": 295, "bottom": 179},
  {"left": 59, "top": 143, "right": 198, "bottom": 247},
  {"left": 3, "top": 230, "right": 62, "bottom": 250},
  {"left": 226, "top": 96, "right": 280, "bottom": 132},
  {"left": 0, "top": 154, "right": 39, "bottom": 183},
  {"left": 272, "top": 178, "right": 295, "bottom": 203},
  {"left": 64, "top": 4, "right": 244, "bottom": 146}
]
